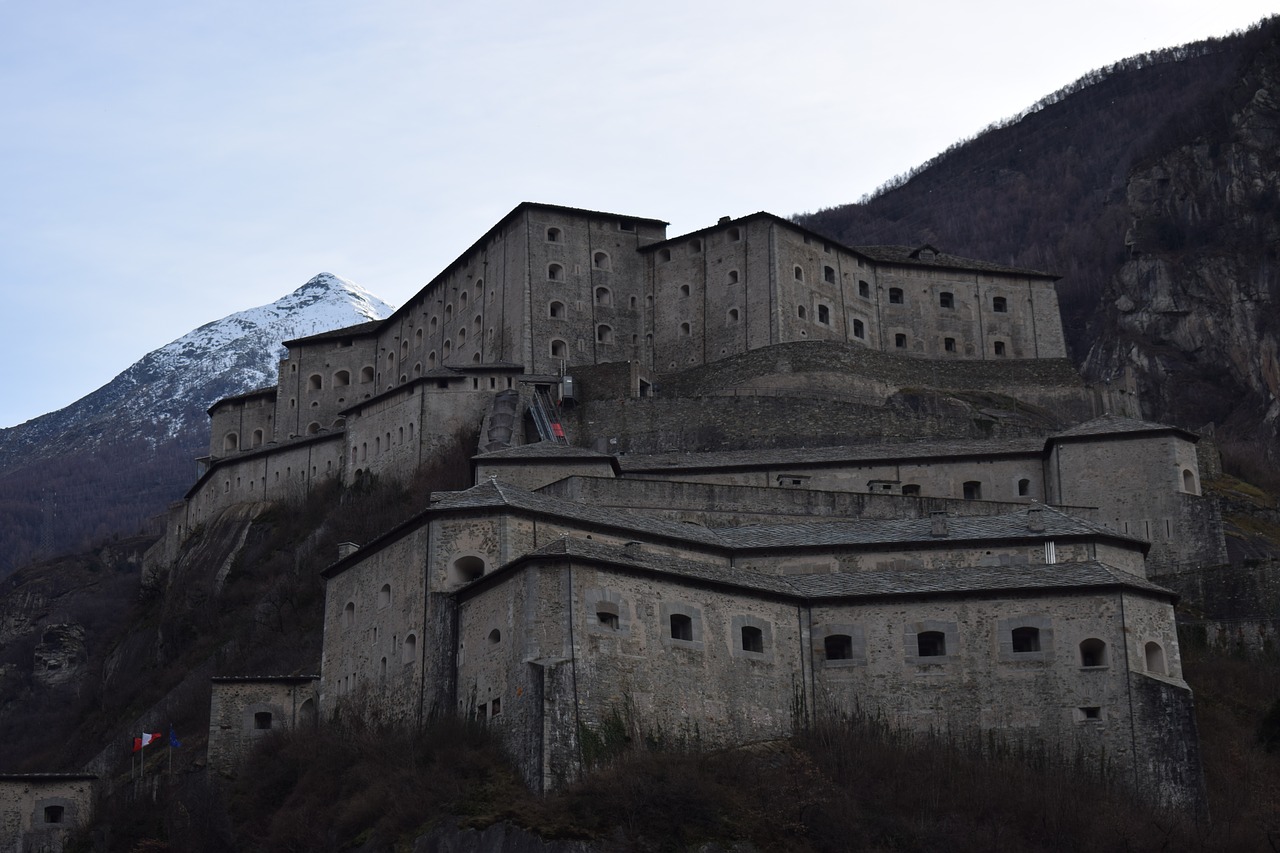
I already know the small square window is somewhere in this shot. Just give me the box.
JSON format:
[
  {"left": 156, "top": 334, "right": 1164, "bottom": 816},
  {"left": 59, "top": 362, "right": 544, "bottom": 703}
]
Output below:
[
  {"left": 741, "top": 626, "right": 764, "bottom": 653},
  {"left": 940, "top": 291, "right": 954, "bottom": 309},
  {"left": 670, "top": 613, "right": 693, "bottom": 641}
]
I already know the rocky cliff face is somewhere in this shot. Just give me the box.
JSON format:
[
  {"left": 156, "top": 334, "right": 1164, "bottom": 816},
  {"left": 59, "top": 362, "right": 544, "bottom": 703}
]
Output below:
[{"left": 1084, "top": 25, "right": 1280, "bottom": 477}]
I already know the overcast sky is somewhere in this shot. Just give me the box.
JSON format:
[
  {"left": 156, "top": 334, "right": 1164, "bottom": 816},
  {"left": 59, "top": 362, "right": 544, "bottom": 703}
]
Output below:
[{"left": 2, "top": 1, "right": 1275, "bottom": 428}]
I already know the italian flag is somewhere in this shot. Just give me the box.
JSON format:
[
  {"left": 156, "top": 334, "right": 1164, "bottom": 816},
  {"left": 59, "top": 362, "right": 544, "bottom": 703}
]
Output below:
[{"left": 132, "top": 732, "right": 163, "bottom": 752}]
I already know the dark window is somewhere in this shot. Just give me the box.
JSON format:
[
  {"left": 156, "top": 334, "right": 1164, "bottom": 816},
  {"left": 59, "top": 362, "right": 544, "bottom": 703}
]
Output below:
[
  {"left": 858, "top": 280, "right": 870, "bottom": 297},
  {"left": 895, "top": 333, "right": 906, "bottom": 348},
  {"left": 889, "top": 287, "right": 903, "bottom": 304},
  {"left": 740, "top": 626, "right": 764, "bottom": 653},
  {"left": 794, "top": 266, "right": 804, "bottom": 281},
  {"left": 546, "top": 227, "right": 560, "bottom": 242},
  {"left": 939, "top": 291, "right": 954, "bottom": 309},
  {"left": 797, "top": 305, "right": 807, "bottom": 320},
  {"left": 917, "top": 631, "right": 946, "bottom": 657},
  {"left": 994, "top": 341, "right": 1007, "bottom": 356},
  {"left": 944, "top": 337, "right": 956, "bottom": 352},
  {"left": 1080, "top": 706, "right": 1102, "bottom": 721},
  {"left": 491, "top": 697, "right": 502, "bottom": 715},
  {"left": 824, "top": 265, "right": 836, "bottom": 283},
  {"left": 963, "top": 481, "right": 982, "bottom": 500},
  {"left": 727, "top": 226, "right": 741, "bottom": 241},
  {"left": 1018, "top": 478, "right": 1031, "bottom": 496},
  {"left": 598, "top": 611, "right": 619, "bottom": 630},
  {"left": 1080, "top": 638, "right": 1107, "bottom": 667},
  {"left": 1011, "top": 627, "right": 1041, "bottom": 653},
  {"left": 659, "top": 248, "right": 671, "bottom": 262},
  {"left": 993, "top": 296, "right": 1007, "bottom": 312},
  {"left": 727, "top": 269, "right": 740, "bottom": 284},
  {"left": 44, "top": 805, "right": 64, "bottom": 824},
  {"left": 670, "top": 614, "right": 693, "bottom": 641},
  {"left": 254, "top": 711, "right": 273, "bottom": 730},
  {"left": 488, "top": 629, "right": 501, "bottom": 644},
  {"left": 824, "top": 634, "right": 853, "bottom": 660},
  {"left": 852, "top": 319, "right": 865, "bottom": 339},
  {"left": 902, "top": 484, "right": 921, "bottom": 496},
  {"left": 817, "top": 304, "right": 830, "bottom": 325}
]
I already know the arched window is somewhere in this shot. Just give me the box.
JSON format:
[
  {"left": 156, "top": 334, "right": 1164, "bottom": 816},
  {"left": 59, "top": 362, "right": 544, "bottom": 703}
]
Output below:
[
  {"left": 360, "top": 366, "right": 374, "bottom": 383},
  {"left": 824, "top": 266, "right": 837, "bottom": 284},
  {"left": 1018, "top": 478, "right": 1031, "bottom": 496},
  {"left": 741, "top": 626, "right": 764, "bottom": 653},
  {"left": 1011, "top": 627, "right": 1041, "bottom": 653},
  {"left": 404, "top": 634, "right": 417, "bottom": 662},
  {"left": 727, "top": 308, "right": 740, "bottom": 324},
  {"left": 859, "top": 280, "right": 870, "bottom": 298},
  {"left": 488, "top": 628, "right": 501, "bottom": 644},
  {"left": 596, "top": 324, "right": 614, "bottom": 344},
  {"left": 549, "top": 300, "right": 565, "bottom": 318},
  {"left": 251, "top": 429, "right": 263, "bottom": 448},
  {"left": 917, "top": 631, "right": 946, "bottom": 656},
  {"left": 670, "top": 613, "right": 693, "bottom": 640},
  {"left": 307, "top": 422, "right": 321, "bottom": 435},
  {"left": 334, "top": 370, "right": 350, "bottom": 387},
  {"left": 679, "top": 322, "right": 691, "bottom": 336},
  {"left": 443, "top": 339, "right": 452, "bottom": 357},
  {"left": 817, "top": 304, "right": 830, "bottom": 325},
  {"left": 727, "top": 269, "right": 740, "bottom": 285},
  {"left": 797, "top": 305, "right": 807, "bottom": 320},
  {"left": 457, "top": 327, "right": 466, "bottom": 345},
  {"left": 889, "top": 287, "right": 903, "bottom": 304},
  {"left": 1080, "top": 638, "right": 1107, "bottom": 667},
  {"left": 1182, "top": 468, "right": 1197, "bottom": 494},
  {"left": 595, "top": 286, "right": 612, "bottom": 306},
  {"left": 449, "top": 555, "right": 486, "bottom": 585},
  {"left": 308, "top": 374, "right": 322, "bottom": 391},
  {"left": 679, "top": 284, "right": 690, "bottom": 297},
  {"left": 428, "top": 351, "right": 437, "bottom": 368},
  {"left": 414, "top": 328, "right": 423, "bottom": 346},
  {"left": 342, "top": 601, "right": 355, "bottom": 628},
  {"left": 993, "top": 296, "right": 1008, "bottom": 312},
  {"left": 1144, "top": 641, "right": 1167, "bottom": 675},
  {"left": 459, "top": 291, "right": 468, "bottom": 308},
  {"left": 593, "top": 251, "right": 610, "bottom": 270},
  {"left": 550, "top": 339, "right": 567, "bottom": 358},
  {"left": 378, "top": 584, "right": 391, "bottom": 608},
  {"left": 546, "top": 227, "right": 561, "bottom": 242},
  {"left": 794, "top": 266, "right": 804, "bottom": 281},
  {"left": 224, "top": 432, "right": 239, "bottom": 452},
  {"left": 939, "top": 291, "right": 954, "bottom": 309},
  {"left": 824, "top": 634, "right": 853, "bottom": 660},
  {"left": 547, "top": 263, "right": 564, "bottom": 281}
]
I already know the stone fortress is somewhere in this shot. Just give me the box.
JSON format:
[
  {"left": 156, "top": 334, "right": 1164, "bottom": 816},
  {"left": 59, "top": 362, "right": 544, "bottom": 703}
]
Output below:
[{"left": 157, "top": 202, "right": 1228, "bottom": 814}]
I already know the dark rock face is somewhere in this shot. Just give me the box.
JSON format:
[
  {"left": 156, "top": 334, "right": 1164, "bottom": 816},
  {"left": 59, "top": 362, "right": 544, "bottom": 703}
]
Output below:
[{"left": 1085, "top": 26, "right": 1280, "bottom": 476}]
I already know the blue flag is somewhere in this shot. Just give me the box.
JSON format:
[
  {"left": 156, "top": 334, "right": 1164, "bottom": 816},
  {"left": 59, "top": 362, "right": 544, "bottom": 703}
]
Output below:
[{"left": 169, "top": 725, "right": 182, "bottom": 749}]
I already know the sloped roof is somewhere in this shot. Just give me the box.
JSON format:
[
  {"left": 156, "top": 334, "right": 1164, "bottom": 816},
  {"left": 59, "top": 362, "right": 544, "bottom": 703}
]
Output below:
[
  {"left": 852, "top": 245, "right": 1058, "bottom": 279},
  {"left": 487, "top": 537, "right": 1171, "bottom": 602},
  {"left": 283, "top": 319, "right": 383, "bottom": 347},
  {"left": 1050, "top": 413, "right": 1198, "bottom": 442},
  {"left": 715, "top": 504, "right": 1145, "bottom": 551},
  {"left": 473, "top": 443, "right": 615, "bottom": 462}
]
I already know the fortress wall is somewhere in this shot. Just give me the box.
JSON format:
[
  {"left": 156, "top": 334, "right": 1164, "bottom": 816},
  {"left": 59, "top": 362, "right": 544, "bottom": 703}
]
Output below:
[
  {"left": 810, "top": 589, "right": 1173, "bottom": 797},
  {"left": 474, "top": 458, "right": 616, "bottom": 492},
  {"left": 184, "top": 435, "right": 344, "bottom": 533},
  {"left": 541, "top": 476, "right": 1096, "bottom": 525},
  {"left": 1152, "top": 559, "right": 1280, "bottom": 655},
  {"left": 774, "top": 226, "right": 877, "bottom": 351},
  {"left": 567, "top": 395, "right": 1046, "bottom": 457},
  {"left": 745, "top": 539, "right": 1120, "bottom": 576},
  {"left": 276, "top": 334, "right": 379, "bottom": 441},
  {"left": 321, "top": 528, "right": 431, "bottom": 724},
  {"left": 0, "top": 775, "right": 95, "bottom": 851},
  {"left": 208, "top": 390, "right": 277, "bottom": 457},
  {"left": 208, "top": 678, "right": 317, "bottom": 777}
]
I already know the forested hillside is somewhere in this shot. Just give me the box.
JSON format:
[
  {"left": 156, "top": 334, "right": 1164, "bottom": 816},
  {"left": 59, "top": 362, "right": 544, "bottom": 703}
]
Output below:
[{"left": 799, "top": 17, "right": 1280, "bottom": 483}]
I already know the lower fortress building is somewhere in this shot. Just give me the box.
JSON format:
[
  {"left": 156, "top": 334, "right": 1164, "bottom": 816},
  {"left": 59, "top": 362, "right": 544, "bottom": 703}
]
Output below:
[{"left": 142, "top": 203, "right": 1222, "bottom": 816}]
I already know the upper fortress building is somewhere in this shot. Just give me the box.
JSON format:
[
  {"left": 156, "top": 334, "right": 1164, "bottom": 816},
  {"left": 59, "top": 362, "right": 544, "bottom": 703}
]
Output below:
[{"left": 145, "top": 203, "right": 1222, "bottom": 810}]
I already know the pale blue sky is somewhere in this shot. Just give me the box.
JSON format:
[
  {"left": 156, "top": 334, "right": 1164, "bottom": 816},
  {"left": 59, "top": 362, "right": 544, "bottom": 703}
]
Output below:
[{"left": 2, "top": 0, "right": 1275, "bottom": 427}]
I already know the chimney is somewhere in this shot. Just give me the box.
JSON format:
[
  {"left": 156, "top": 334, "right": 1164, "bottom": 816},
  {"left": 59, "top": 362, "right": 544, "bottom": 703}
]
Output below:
[
  {"left": 930, "top": 511, "right": 948, "bottom": 537},
  {"left": 337, "top": 542, "right": 360, "bottom": 560},
  {"left": 718, "top": 216, "right": 731, "bottom": 224},
  {"left": 1027, "top": 506, "right": 1045, "bottom": 533}
]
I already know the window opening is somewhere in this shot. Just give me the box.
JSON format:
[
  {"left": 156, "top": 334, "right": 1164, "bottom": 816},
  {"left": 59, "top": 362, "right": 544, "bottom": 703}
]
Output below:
[
  {"left": 549, "top": 300, "right": 565, "bottom": 318},
  {"left": 378, "top": 584, "right": 391, "bottom": 607},
  {"left": 670, "top": 613, "right": 693, "bottom": 641},
  {"left": 853, "top": 319, "right": 865, "bottom": 338},
  {"left": 963, "top": 481, "right": 982, "bottom": 500},
  {"left": 741, "top": 625, "right": 764, "bottom": 653},
  {"left": 994, "top": 341, "right": 1006, "bottom": 356},
  {"left": 889, "top": 287, "right": 903, "bottom": 304},
  {"left": 859, "top": 280, "right": 870, "bottom": 297},
  {"left": 895, "top": 333, "right": 906, "bottom": 348},
  {"left": 1011, "top": 626, "right": 1041, "bottom": 653},
  {"left": 917, "top": 631, "right": 946, "bottom": 657},
  {"left": 1018, "top": 478, "right": 1031, "bottom": 496},
  {"left": 944, "top": 337, "right": 956, "bottom": 352},
  {"left": 939, "top": 291, "right": 954, "bottom": 308},
  {"left": 824, "top": 634, "right": 853, "bottom": 660},
  {"left": 488, "top": 628, "right": 501, "bottom": 644},
  {"left": 546, "top": 227, "right": 560, "bottom": 242},
  {"left": 44, "top": 806, "right": 64, "bottom": 824},
  {"left": 1080, "top": 707, "right": 1102, "bottom": 721},
  {"left": 794, "top": 266, "right": 804, "bottom": 281},
  {"left": 595, "top": 286, "right": 612, "bottom": 306},
  {"left": 1080, "top": 638, "right": 1107, "bottom": 667},
  {"left": 902, "top": 484, "right": 921, "bottom": 496},
  {"left": 824, "top": 266, "right": 837, "bottom": 284},
  {"left": 1144, "top": 641, "right": 1167, "bottom": 675},
  {"left": 727, "top": 269, "right": 740, "bottom": 284},
  {"left": 993, "top": 296, "right": 1008, "bottom": 312},
  {"left": 593, "top": 251, "right": 610, "bottom": 269},
  {"left": 547, "top": 263, "right": 563, "bottom": 281},
  {"left": 254, "top": 711, "right": 273, "bottom": 730}
]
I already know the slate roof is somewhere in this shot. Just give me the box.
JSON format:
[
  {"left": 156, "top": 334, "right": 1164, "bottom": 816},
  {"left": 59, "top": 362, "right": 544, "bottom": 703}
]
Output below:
[
  {"left": 714, "top": 504, "right": 1145, "bottom": 550},
  {"left": 430, "top": 481, "right": 1142, "bottom": 552},
  {"left": 494, "top": 537, "right": 1171, "bottom": 602},
  {"left": 283, "top": 319, "right": 382, "bottom": 346},
  {"left": 852, "top": 245, "right": 1057, "bottom": 279},
  {"left": 1050, "top": 413, "right": 1198, "bottom": 442},
  {"left": 618, "top": 437, "right": 1047, "bottom": 473},
  {"left": 473, "top": 443, "right": 615, "bottom": 461}
]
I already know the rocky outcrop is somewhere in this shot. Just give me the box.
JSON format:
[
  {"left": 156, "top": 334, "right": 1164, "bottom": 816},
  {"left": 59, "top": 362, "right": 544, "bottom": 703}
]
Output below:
[{"left": 1084, "top": 25, "right": 1280, "bottom": 477}]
